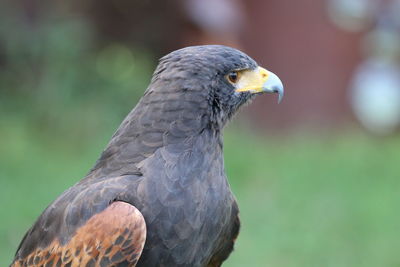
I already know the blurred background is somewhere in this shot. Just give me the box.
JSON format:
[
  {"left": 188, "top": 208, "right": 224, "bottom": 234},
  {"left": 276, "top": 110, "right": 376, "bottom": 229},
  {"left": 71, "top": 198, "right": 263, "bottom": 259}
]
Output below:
[{"left": 1, "top": 0, "right": 400, "bottom": 266}]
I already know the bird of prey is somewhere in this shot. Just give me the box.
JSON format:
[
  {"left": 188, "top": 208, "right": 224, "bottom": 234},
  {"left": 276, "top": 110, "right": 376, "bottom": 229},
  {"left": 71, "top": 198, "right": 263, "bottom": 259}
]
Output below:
[{"left": 11, "top": 45, "right": 283, "bottom": 267}]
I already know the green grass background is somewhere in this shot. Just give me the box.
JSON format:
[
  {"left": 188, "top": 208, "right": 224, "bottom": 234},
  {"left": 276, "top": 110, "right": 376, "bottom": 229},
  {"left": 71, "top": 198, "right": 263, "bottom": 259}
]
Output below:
[{"left": 1, "top": 117, "right": 399, "bottom": 266}]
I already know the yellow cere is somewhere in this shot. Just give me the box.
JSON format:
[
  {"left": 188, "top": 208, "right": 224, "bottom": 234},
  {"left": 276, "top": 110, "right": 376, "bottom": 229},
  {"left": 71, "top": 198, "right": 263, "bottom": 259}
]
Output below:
[{"left": 235, "top": 67, "right": 270, "bottom": 93}]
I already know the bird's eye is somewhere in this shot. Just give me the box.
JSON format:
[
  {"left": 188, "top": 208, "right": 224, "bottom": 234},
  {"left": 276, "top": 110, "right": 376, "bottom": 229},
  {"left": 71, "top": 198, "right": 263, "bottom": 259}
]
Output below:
[{"left": 227, "top": 71, "right": 240, "bottom": 84}]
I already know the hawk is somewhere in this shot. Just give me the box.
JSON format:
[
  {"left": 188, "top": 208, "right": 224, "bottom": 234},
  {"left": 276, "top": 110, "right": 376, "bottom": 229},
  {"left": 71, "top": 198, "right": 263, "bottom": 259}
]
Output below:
[{"left": 11, "top": 45, "right": 283, "bottom": 267}]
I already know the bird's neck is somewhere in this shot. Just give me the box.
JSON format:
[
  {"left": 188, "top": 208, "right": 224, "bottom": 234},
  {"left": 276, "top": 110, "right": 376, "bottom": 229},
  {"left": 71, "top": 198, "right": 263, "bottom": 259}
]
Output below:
[{"left": 84, "top": 99, "right": 223, "bottom": 180}]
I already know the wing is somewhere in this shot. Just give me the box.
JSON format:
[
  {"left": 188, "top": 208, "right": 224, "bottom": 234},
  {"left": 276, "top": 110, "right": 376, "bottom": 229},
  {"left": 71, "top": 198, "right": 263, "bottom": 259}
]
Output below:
[
  {"left": 11, "top": 201, "right": 146, "bottom": 267},
  {"left": 11, "top": 175, "right": 146, "bottom": 267}
]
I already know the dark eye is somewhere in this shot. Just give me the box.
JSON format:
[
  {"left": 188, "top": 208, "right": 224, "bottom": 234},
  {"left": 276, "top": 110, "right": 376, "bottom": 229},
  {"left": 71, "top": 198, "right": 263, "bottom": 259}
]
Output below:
[{"left": 227, "top": 71, "right": 240, "bottom": 83}]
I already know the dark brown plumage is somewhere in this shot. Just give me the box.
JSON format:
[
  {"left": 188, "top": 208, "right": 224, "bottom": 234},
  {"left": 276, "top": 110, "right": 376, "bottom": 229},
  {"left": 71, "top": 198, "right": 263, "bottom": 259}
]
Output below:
[{"left": 11, "top": 45, "right": 283, "bottom": 267}]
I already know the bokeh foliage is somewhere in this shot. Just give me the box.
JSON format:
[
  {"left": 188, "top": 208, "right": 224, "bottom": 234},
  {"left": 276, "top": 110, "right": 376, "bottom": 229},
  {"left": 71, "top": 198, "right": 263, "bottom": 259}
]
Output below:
[{"left": 0, "top": 7, "right": 154, "bottom": 142}]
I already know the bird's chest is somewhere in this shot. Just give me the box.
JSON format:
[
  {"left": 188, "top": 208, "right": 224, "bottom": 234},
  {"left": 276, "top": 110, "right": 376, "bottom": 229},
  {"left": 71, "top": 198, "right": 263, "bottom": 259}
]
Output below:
[
  {"left": 136, "top": 142, "right": 237, "bottom": 266},
  {"left": 139, "top": 184, "right": 236, "bottom": 267}
]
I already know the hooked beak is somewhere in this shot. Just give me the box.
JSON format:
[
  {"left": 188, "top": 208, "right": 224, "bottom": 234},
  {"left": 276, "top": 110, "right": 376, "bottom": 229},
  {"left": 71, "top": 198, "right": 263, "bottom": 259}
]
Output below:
[{"left": 235, "top": 66, "right": 284, "bottom": 103}]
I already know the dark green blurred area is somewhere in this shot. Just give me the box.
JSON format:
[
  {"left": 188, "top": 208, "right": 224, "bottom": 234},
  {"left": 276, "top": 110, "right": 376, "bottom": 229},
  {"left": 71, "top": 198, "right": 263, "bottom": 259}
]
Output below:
[{"left": 1, "top": 4, "right": 400, "bottom": 267}]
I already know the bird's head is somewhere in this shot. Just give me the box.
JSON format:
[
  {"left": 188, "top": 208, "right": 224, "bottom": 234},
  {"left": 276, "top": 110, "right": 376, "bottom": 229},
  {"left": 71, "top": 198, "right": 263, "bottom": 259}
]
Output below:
[
  {"left": 146, "top": 45, "right": 284, "bottom": 129},
  {"left": 88, "top": 45, "right": 284, "bottom": 177}
]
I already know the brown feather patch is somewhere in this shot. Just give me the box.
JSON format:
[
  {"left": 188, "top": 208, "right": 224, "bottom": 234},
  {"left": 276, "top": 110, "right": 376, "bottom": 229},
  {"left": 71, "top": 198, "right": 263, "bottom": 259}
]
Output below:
[{"left": 11, "top": 201, "right": 146, "bottom": 267}]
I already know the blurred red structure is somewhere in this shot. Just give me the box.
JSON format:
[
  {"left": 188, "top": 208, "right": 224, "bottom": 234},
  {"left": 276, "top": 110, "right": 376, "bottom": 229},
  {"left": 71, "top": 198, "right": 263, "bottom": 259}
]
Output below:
[{"left": 240, "top": 0, "right": 363, "bottom": 132}]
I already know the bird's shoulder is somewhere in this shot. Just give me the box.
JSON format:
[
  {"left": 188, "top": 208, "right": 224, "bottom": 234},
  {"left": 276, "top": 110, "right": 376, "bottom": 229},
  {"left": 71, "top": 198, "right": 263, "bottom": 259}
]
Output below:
[
  {"left": 12, "top": 174, "right": 144, "bottom": 266},
  {"left": 11, "top": 201, "right": 146, "bottom": 267}
]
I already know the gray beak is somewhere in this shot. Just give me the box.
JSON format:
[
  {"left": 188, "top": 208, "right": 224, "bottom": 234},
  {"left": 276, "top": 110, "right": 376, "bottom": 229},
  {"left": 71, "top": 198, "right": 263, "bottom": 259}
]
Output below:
[{"left": 262, "top": 71, "right": 284, "bottom": 103}]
